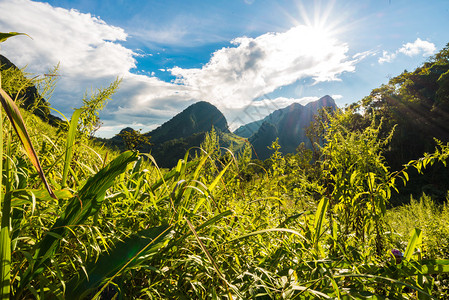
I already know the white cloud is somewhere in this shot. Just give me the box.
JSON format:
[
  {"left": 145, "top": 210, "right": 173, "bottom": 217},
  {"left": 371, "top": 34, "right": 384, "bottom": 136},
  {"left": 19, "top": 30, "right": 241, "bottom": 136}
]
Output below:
[
  {"left": 0, "top": 0, "right": 185, "bottom": 132},
  {"left": 331, "top": 94, "right": 343, "bottom": 100},
  {"left": 378, "top": 38, "right": 436, "bottom": 64},
  {"left": 0, "top": 0, "right": 134, "bottom": 77},
  {"left": 378, "top": 50, "right": 397, "bottom": 64},
  {"left": 0, "top": 1, "right": 357, "bottom": 138},
  {"left": 398, "top": 38, "right": 436, "bottom": 57},
  {"left": 98, "top": 121, "right": 157, "bottom": 138},
  {"left": 170, "top": 25, "right": 356, "bottom": 110},
  {"left": 352, "top": 50, "right": 377, "bottom": 61}
]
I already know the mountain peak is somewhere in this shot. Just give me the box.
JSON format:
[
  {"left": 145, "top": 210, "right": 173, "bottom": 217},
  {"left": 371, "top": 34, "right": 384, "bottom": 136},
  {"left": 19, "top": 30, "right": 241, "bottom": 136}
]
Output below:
[
  {"left": 316, "top": 95, "right": 335, "bottom": 106},
  {"left": 147, "top": 101, "right": 229, "bottom": 144}
]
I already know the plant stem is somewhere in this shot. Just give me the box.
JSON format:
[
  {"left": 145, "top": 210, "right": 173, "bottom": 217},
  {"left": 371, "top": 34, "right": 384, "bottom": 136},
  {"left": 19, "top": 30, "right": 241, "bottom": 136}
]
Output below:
[{"left": 0, "top": 70, "right": 11, "bottom": 300}]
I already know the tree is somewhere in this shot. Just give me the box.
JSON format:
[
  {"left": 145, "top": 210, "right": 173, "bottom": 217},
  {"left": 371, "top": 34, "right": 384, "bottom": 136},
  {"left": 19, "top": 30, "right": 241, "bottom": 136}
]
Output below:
[{"left": 119, "top": 128, "right": 151, "bottom": 151}]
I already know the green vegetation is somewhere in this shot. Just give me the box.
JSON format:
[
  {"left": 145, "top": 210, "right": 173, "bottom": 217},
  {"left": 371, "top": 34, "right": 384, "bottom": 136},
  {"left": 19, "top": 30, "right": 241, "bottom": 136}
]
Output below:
[{"left": 1, "top": 32, "right": 449, "bottom": 299}]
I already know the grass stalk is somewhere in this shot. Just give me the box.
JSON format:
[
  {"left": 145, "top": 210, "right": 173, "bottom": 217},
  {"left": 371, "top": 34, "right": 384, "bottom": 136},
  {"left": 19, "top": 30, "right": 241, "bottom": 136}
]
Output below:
[
  {"left": 185, "top": 217, "right": 235, "bottom": 298},
  {"left": 62, "top": 109, "right": 82, "bottom": 188},
  {"left": 0, "top": 71, "right": 10, "bottom": 300}
]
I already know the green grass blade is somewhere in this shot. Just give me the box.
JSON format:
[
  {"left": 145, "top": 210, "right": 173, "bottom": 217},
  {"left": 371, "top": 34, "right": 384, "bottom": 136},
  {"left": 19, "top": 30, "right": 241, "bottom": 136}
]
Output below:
[
  {"left": 0, "top": 32, "right": 30, "bottom": 43},
  {"left": 379, "top": 260, "right": 449, "bottom": 277},
  {"left": 0, "top": 87, "right": 56, "bottom": 199},
  {"left": 313, "top": 196, "right": 329, "bottom": 250},
  {"left": 0, "top": 87, "right": 6, "bottom": 300},
  {"left": 66, "top": 224, "right": 173, "bottom": 300},
  {"left": 0, "top": 123, "right": 12, "bottom": 300},
  {"left": 185, "top": 218, "right": 237, "bottom": 299},
  {"left": 183, "top": 151, "right": 209, "bottom": 203},
  {"left": 62, "top": 109, "right": 82, "bottom": 188},
  {"left": 333, "top": 273, "right": 433, "bottom": 298},
  {"left": 404, "top": 228, "right": 422, "bottom": 261},
  {"left": 208, "top": 160, "right": 232, "bottom": 191},
  {"left": 229, "top": 228, "right": 306, "bottom": 243},
  {"left": 0, "top": 135, "right": 11, "bottom": 299},
  {"left": 173, "top": 210, "right": 233, "bottom": 251},
  {"left": 0, "top": 227, "right": 10, "bottom": 300},
  {"left": 196, "top": 209, "right": 232, "bottom": 232}
]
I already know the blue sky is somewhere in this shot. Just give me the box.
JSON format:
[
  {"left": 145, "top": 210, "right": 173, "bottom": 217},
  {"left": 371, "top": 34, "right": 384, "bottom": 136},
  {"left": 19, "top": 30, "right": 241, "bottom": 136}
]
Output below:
[{"left": 0, "top": 0, "right": 448, "bottom": 137}]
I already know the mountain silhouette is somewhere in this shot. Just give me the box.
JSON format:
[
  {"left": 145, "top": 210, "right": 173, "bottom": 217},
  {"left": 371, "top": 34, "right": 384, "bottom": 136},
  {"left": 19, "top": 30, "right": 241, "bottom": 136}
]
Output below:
[
  {"left": 238, "top": 96, "right": 337, "bottom": 160},
  {"left": 107, "top": 101, "right": 232, "bottom": 167},
  {"left": 146, "top": 101, "right": 230, "bottom": 143}
]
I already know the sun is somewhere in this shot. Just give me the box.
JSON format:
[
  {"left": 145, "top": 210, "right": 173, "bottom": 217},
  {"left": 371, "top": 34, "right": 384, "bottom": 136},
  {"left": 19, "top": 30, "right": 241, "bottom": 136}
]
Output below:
[{"left": 285, "top": 0, "right": 347, "bottom": 43}]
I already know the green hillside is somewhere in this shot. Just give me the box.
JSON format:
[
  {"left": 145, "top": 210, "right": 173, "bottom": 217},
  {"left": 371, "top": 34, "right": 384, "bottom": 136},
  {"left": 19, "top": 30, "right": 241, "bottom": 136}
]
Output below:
[{"left": 147, "top": 101, "right": 230, "bottom": 143}]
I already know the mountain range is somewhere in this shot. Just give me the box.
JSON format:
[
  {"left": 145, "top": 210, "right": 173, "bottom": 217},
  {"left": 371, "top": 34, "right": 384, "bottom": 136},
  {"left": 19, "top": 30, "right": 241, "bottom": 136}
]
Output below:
[
  {"left": 107, "top": 96, "right": 336, "bottom": 165},
  {"left": 106, "top": 101, "right": 241, "bottom": 167},
  {"left": 236, "top": 95, "right": 337, "bottom": 159}
]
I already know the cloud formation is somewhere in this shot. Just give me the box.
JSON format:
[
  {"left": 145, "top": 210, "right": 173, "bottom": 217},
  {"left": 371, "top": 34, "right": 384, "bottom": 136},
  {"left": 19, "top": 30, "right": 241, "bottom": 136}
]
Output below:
[
  {"left": 378, "top": 38, "right": 436, "bottom": 64},
  {"left": 170, "top": 25, "right": 356, "bottom": 109},
  {"left": 0, "top": 0, "right": 134, "bottom": 77},
  {"left": 0, "top": 0, "right": 357, "bottom": 137},
  {"left": 398, "top": 38, "right": 436, "bottom": 57}
]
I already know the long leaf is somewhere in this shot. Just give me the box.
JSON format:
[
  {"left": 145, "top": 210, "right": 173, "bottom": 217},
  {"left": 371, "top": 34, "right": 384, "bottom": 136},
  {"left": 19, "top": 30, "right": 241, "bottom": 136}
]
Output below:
[
  {"left": 333, "top": 273, "right": 433, "bottom": 298},
  {"left": 1, "top": 31, "right": 32, "bottom": 300},
  {"left": 62, "top": 109, "right": 82, "bottom": 188},
  {"left": 0, "top": 119, "right": 12, "bottom": 300},
  {"left": 404, "top": 228, "right": 422, "bottom": 261},
  {"left": 208, "top": 160, "right": 233, "bottom": 191},
  {"left": 20, "top": 151, "right": 138, "bottom": 289},
  {"left": 0, "top": 32, "right": 29, "bottom": 43},
  {"left": 0, "top": 87, "right": 7, "bottom": 300},
  {"left": 378, "top": 259, "right": 449, "bottom": 277},
  {"left": 185, "top": 218, "right": 237, "bottom": 299},
  {"left": 65, "top": 224, "right": 173, "bottom": 300},
  {"left": 313, "top": 196, "right": 329, "bottom": 250},
  {"left": 0, "top": 151, "right": 10, "bottom": 300},
  {"left": 0, "top": 226, "right": 10, "bottom": 300},
  {"left": 0, "top": 87, "right": 56, "bottom": 199}
]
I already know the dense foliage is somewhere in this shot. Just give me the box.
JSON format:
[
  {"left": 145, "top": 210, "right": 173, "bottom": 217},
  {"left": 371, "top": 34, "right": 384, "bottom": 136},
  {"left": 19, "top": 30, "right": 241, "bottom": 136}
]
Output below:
[
  {"left": 350, "top": 44, "right": 449, "bottom": 201},
  {"left": 1, "top": 33, "right": 449, "bottom": 299}
]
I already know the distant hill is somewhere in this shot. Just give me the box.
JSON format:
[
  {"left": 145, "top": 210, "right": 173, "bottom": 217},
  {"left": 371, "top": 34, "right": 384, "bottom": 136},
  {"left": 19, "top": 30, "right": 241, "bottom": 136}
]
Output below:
[
  {"left": 0, "top": 55, "right": 62, "bottom": 126},
  {"left": 234, "top": 107, "right": 286, "bottom": 138},
  {"left": 107, "top": 101, "right": 242, "bottom": 167},
  {"left": 241, "top": 96, "right": 337, "bottom": 160},
  {"left": 146, "top": 101, "right": 230, "bottom": 143}
]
